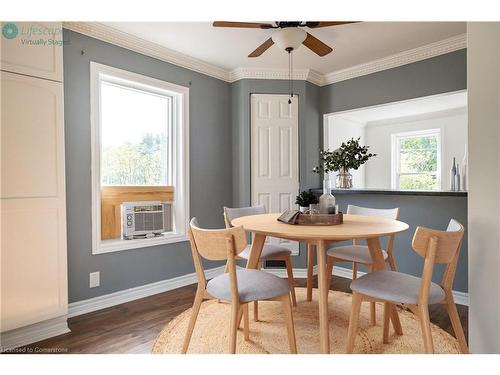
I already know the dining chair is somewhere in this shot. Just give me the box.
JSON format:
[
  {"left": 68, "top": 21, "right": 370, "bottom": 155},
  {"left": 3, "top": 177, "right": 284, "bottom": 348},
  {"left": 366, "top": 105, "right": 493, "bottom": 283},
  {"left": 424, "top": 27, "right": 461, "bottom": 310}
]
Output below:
[
  {"left": 224, "top": 205, "right": 297, "bottom": 322},
  {"left": 324, "top": 204, "right": 400, "bottom": 326},
  {"left": 345, "top": 219, "right": 467, "bottom": 354},
  {"left": 183, "top": 218, "right": 297, "bottom": 354}
]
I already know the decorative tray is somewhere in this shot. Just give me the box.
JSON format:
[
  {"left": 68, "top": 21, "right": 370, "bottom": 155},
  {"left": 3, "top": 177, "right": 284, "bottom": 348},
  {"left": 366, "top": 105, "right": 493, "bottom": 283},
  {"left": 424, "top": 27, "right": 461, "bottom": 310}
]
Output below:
[{"left": 296, "top": 212, "right": 343, "bottom": 226}]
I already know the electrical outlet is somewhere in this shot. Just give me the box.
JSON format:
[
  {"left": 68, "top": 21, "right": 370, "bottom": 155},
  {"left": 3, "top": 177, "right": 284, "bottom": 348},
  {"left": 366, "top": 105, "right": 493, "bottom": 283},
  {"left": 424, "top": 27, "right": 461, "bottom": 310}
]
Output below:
[{"left": 89, "top": 271, "right": 100, "bottom": 288}]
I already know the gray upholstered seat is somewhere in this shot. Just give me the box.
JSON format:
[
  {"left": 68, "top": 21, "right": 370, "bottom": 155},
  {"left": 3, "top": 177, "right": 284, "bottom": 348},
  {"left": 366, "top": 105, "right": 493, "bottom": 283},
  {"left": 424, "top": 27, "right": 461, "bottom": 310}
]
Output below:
[
  {"left": 327, "top": 245, "right": 388, "bottom": 264},
  {"left": 350, "top": 270, "right": 445, "bottom": 305},
  {"left": 239, "top": 244, "right": 291, "bottom": 260},
  {"left": 207, "top": 269, "right": 291, "bottom": 303}
]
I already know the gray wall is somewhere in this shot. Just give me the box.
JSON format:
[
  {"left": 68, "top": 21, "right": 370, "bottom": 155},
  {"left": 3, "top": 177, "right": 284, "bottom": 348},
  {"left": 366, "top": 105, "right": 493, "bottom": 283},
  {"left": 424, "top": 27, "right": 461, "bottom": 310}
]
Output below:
[
  {"left": 333, "top": 194, "right": 468, "bottom": 293},
  {"left": 321, "top": 49, "right": 467, "bottom": 115},
  {"left": 230, "top": 79, "right": 321, "bottom": 267},
  {"left": 63, "top": 30, "right": 232, "bottom": 302}
]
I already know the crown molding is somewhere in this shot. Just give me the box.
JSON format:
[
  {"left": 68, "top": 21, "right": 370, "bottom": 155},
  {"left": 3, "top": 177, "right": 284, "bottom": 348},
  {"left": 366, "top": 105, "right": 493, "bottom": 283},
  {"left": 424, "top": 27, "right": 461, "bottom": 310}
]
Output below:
[
  {"left": 63, "top": 22, "right": 231, "bottom": 82},
  {"left": 228, "top": 67, "right": 324, "bottom": 85},
  {"left": 63, "top": 22, "right": 465, "bottom": 87},
  {"left": 322, "top": 33, "right": 466, "bottom": 86}
]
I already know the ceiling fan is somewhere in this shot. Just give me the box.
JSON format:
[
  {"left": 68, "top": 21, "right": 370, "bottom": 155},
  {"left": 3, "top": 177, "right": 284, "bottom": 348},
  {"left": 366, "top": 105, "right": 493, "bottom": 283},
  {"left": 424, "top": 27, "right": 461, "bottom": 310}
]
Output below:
[{"left": 212, "top": 21, "right": 357, "bottom": 57}]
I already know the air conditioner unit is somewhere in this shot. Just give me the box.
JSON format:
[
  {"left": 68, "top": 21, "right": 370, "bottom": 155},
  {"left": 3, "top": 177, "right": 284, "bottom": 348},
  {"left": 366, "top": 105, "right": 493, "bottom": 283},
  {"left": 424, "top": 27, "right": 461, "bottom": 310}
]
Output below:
[{"left": 121, "top": 201, "right": 173, "bottom": 240}]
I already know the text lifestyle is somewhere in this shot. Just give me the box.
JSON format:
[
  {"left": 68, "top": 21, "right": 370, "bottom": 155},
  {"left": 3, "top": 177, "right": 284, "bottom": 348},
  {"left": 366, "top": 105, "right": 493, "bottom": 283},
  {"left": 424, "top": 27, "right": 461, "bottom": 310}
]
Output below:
[{"left": 19, "top": 24, "right": 62, "bottom": 38}]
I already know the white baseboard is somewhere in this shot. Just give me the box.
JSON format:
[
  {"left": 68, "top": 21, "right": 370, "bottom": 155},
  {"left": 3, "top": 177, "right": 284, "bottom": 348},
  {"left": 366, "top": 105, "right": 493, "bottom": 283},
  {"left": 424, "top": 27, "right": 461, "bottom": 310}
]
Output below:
[
  {"left": 68, "top": 266, "right": 225, "bottom": 318},
  {"left": 264, "top": 265, "right": 469, "bottom": 306},
  {"left": 0, "top": 315, "right": 70, "bottom": 351}
]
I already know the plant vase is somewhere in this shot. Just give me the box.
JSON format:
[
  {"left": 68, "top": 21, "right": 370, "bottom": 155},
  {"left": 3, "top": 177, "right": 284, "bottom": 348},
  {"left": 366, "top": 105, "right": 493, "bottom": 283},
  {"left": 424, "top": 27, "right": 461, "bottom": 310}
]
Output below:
[{"left": 336, "top": 167, "right": 353, "bottom": 189}]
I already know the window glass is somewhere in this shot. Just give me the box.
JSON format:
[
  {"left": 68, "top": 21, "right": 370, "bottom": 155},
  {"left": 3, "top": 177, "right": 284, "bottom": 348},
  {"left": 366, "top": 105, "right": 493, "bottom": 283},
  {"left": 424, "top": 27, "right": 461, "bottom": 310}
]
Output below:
[{"left": 100, "top": 81, "right": 171, "bottom": 186}]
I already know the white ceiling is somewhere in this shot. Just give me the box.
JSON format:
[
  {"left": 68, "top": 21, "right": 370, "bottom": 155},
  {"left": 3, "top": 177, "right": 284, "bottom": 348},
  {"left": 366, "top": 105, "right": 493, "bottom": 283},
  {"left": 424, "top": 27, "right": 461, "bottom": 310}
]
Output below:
[
  {"left": 334, "top": 91, "right": 467, "bottom": 125},
  {"left": 104, "top": 22, "right": 466, "bottom": 74}
]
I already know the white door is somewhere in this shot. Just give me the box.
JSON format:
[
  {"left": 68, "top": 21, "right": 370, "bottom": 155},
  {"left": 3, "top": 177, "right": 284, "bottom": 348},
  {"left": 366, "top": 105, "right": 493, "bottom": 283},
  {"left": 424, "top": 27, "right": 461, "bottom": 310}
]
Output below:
[{"left": 251, "top": 94, "right": 299, "bottom": 255}]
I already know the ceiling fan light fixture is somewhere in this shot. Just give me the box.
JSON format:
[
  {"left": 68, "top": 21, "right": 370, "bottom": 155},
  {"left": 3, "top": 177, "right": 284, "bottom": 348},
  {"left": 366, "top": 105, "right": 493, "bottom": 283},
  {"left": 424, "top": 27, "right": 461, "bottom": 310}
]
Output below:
[{"left": 271, "top": 28, "right": 307, "bottom": 51}]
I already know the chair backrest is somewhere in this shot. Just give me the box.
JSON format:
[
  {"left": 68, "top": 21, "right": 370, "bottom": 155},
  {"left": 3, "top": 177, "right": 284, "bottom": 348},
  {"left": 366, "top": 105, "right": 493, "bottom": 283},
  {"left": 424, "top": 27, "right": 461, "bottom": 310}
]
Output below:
[
  {"left": 223, "top": 205, "right": 266, "bottom": 228},
  {"left": 411, "top": 219, "right": 464, "bottom": 302},
  {"left": 346, "top": 205, "right": 400, "bottom": 248},
  {"left": 189, "top": 218, "right": 248, "bottom": 261},
  {"left": 347, "top": 204, "right": 399, "bottom": 219},
  {"left": 412, "top": 219, "right": 464, "bottom": 264}
]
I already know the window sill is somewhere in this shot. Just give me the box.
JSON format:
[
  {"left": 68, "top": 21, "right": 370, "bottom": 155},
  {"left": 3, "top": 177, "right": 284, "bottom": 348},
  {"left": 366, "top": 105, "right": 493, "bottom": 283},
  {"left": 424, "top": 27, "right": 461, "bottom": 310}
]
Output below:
[{"left": 92, "top": 233, "right": 188, "bottom": 255}]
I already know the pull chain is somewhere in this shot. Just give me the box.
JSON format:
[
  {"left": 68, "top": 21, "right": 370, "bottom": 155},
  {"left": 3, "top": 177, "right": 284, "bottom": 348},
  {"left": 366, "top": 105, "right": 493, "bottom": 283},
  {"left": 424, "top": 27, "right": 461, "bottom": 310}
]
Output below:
[{"left": 287, "top": 47, "right": 293, "bottom": 104}]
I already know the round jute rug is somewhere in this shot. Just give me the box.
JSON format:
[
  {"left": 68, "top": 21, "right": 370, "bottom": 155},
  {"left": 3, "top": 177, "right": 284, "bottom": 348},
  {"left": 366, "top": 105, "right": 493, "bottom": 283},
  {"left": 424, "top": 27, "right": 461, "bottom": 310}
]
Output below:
[{"left": 152, "top": 288, "right": 460, "bottom": 354}]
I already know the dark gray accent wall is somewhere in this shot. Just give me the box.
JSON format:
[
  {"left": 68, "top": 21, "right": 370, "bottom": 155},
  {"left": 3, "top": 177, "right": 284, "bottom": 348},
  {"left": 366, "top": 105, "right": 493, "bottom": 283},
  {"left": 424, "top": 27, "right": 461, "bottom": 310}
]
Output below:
[
  {"left": 321, "top": 49, "right": 467, "bottom": 114},
  {"left": 63, "top": 30, "right": 231, "bottom": 303},
  {"left": 333, "top": 194, "right": 468, "bottom": 293},
  {"left": 230, "top": 79, "right": 321, "bottom": 267}
]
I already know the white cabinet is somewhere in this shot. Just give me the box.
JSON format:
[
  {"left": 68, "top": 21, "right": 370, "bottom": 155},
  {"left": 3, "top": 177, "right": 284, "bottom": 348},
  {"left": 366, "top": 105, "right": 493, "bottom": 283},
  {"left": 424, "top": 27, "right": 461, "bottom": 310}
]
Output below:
[
  {"left": 1, "top": 22, "right": 68, "bottom": 335},
  {"left": 0, "top": 22, "right": 63, "bottom": 82}
]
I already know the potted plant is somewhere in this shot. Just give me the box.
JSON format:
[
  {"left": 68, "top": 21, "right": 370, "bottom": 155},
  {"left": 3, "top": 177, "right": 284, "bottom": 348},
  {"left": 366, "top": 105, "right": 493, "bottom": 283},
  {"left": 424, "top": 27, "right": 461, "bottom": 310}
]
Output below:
[
  {"left": 295, "top": 190, "right": 319, "bottom": 213},
  {"left": 313, "top": 137, "right": 376, "bottom": 189}
]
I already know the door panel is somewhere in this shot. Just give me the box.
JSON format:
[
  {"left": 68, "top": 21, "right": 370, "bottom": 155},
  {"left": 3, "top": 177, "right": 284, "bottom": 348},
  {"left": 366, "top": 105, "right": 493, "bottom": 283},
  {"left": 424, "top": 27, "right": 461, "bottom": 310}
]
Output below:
[{"left": 251, "top": 94, "right": 299, "bottom": 255}]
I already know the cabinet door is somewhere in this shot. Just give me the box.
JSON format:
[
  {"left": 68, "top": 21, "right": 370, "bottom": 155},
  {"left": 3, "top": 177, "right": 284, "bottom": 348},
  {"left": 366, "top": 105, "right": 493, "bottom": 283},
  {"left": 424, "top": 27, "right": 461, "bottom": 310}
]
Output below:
[
  {"left": 0, "top": 22, "right": 63, "bottom": 82},
  {"left": 1, "top": 71, "right": 67, "bottom": 332}
]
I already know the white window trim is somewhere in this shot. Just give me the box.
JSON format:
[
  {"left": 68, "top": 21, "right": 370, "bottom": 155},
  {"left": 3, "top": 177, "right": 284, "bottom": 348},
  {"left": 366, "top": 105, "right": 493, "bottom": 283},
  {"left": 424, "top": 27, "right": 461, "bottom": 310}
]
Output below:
[
  {"left": 391, "top": 128, "right": 442, "bottom": 190},
  {"left": 90, "top": 62, "right": 189, "bottom": 254}
]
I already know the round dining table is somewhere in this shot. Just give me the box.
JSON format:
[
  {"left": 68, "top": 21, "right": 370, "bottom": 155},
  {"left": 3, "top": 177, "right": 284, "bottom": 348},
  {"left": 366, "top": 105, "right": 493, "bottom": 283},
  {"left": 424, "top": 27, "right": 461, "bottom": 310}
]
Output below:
[{"left": 231, "top": 212, "right": 409, "bottom": 353}]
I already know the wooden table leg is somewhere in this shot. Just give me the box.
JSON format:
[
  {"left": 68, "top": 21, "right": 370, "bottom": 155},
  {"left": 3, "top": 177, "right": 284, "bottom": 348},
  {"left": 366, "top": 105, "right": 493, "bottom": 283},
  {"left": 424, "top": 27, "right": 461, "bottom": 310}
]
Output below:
[
  {"left": 316, "top": 240, "right": 330, "bottom": 354},
  {"left": 366, "top": 237, "right": 402, "bottom": 331},
  {"left": 246, "top": 233, "right": 266, "bottom": 269},
  {"left": 366, "top": 237, "right": 386, "bottom": 271},
  {"left": 306, "top": 243, "right": 314, "bottom": 302}
]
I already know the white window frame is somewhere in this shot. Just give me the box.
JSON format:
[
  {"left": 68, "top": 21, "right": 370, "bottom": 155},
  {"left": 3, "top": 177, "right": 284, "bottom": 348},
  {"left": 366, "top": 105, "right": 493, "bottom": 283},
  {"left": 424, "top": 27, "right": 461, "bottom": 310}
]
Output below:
[
  {"left": 90, "top": 62, "right": 189, "bottom": 254},
  {"left": 391, "top": 128, "right": 442, "bottom": 190}
]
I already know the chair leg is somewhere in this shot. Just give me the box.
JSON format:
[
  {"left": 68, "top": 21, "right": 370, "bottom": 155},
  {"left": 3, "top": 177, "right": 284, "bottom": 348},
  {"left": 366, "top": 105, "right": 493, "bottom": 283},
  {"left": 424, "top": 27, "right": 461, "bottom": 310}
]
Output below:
[
  {"left": 281, "top": 294, "right": 297, "bottom": 354},
  {"left": 326, "top": 256, "right": 335, "bottom": 289},
  {"left": 306, "top": 243, "right": 314, "bottom": 302},
  {"left": 390, "top": 304, "right": 403, "bottom": 335},
  {"left": 367, "top": 265, "right": 377, "bottom": 326},
  {"left": 253, "top": 301, "right": 259, "bottom": 322},
  {"left": 352, "top": 262, "right": 358, "bottom": 280},
  {"left": 418, "top": 304, "right": 434, "bottom": 354},
  {"left": 182, "top": 288, "right": 204, "bottom": 354},
  {"left": 229, "top": 301, "right": 240, "bottom": 354},
  {"left": 444, "top": 291, "right": 468, "bottom": 353},
  {"left": 284, "top": 256, "right": 297, "bottom": 307},
  {"left": 383, "top": 302, "right": 391, "bottom": 344},
  {"left": 243, "top": 303, "right": 250, "bottom": 341},
  {"left": 346, "top": 292, "right": 363, "bottom": 353}
]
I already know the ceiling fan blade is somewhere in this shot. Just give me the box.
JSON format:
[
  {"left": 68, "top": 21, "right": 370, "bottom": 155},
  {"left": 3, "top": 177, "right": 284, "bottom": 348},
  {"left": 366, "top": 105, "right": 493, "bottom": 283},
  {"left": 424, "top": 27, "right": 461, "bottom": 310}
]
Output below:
[
  {"left": 305, "top": 21, "right": 358, "bottom": 28},
  {"left": 303, "top": 32, "right": 333, "bottom": 56},
  {"left": 248, "top": 38, "right": 274, "bottom": 57},
  {"left": 213, "top": 21, "right": 274, "bottom": 29}
]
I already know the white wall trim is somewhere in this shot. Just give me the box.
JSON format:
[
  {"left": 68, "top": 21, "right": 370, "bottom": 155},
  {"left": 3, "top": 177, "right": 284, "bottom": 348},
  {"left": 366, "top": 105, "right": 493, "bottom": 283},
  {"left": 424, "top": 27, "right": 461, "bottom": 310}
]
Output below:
[
  {"left": 0, "top": 316, "right": 70, "bottom": 351},
  {"left": 68, "top": 266, "right": 225, "bottom": 318},
  {"left": 63, "top": 22, "right": 466, "bottom": 87},
  {"left": 265, "top": 265, "right": 469, "bottom": 306}
]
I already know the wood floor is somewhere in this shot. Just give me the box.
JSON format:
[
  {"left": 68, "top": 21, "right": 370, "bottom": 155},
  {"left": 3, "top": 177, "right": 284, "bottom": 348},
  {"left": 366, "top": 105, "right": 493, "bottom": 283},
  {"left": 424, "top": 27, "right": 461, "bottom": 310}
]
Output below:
[{"left": 12, "top": 275, "right": 468, "bottom": 354}]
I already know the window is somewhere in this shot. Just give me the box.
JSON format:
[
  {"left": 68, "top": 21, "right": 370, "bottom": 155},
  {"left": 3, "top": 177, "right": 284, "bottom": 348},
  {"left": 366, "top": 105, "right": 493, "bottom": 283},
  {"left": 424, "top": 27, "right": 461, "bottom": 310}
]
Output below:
[
  {"left": 391, "top": 129, "right": 441, "bottom": 190},
  {"left": 91, "top": 63, "right": 189, "bottom": 254}
]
